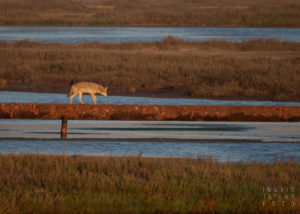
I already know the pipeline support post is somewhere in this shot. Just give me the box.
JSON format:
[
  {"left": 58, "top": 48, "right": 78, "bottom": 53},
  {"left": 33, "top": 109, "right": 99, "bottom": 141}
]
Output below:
[{"left": 61, "top": 116, "right": 68, "bottom": 139}]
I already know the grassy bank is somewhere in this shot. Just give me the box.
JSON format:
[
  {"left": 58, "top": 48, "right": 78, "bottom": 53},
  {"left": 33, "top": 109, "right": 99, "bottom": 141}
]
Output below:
[
  {"left": 0, "top": 0, "right": 299, "bottom": 27},
  {"left": 1, "top": 38, "right": 300, "bottom": 101},
  {"left": 0, "top": 153, "right": 299, "bottom": 213}
]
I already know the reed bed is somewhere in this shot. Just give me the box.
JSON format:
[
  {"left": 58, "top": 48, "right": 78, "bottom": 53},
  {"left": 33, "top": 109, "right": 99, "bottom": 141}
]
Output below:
[
  {"left": 1, "top": 38, "right": 299, "bottom": 101},
  {"left": 0, "top": 153, "right": 299, "bottom": 213},
  {"left": 0, "top": 0, "right": 299, "bottom": 27}
]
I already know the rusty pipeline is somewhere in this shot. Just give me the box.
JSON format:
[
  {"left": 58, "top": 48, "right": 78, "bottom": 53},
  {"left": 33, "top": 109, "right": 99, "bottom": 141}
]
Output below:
[{"left": 1, "top": 103, "right": 300, "bottom": 122}]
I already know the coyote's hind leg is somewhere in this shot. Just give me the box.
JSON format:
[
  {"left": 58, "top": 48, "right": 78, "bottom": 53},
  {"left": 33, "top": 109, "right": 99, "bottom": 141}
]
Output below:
[
  {"left": 91, "top": 93, "right": 97, "bottom": 104},
  {"left": 79, "top": 92, "right": 84, "bottom": 104}
]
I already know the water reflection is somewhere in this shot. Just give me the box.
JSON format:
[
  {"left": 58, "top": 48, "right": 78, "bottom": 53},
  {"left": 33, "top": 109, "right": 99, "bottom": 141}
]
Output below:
[
  {"left": 1, "top": 91, "right": 300, "bottom": 106},
  {"left": 1, "top": 26, "right": 300, "bottom": 43},
  {"left": 0, "top": 140, "right": 299, "bottom": 163}
]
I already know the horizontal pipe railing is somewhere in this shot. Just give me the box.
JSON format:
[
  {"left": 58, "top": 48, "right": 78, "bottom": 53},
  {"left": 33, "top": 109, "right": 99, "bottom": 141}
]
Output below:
[{"left": 1, "top": 103, "right": 300, "bottom": 139}]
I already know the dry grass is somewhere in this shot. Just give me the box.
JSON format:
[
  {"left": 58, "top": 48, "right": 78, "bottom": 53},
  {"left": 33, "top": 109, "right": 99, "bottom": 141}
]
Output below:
[
  {"left": 0, "top": 153, "right": 299, "bottom": 213},
  {"left": 0, "top": 78, "right": 6, "bottom": 90},
  {"left": 1, "top": 38, "right": 300, "bottom": 101},
  {"left": 0, "top": 0, "right": 299, "bottom": 27}
]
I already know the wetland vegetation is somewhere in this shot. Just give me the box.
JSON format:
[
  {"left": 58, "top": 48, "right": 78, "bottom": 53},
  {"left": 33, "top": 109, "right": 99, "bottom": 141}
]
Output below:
[
  {"left": 0, "top": 0, "right": 299, "bottom": 27},
  {"left": 0, "top": 153, "right": 299, "bottom": 213},
  {"left": 1, "top": 38, "right": 299, "bottom": 101}
]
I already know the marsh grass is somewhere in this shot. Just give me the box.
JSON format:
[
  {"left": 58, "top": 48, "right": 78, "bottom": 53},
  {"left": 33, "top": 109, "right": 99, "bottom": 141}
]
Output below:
[
  {"left": 0, "top": 78, "right": 6, "bottom": 90},
  {"left": 0, "top": 153, "right": 299, "bottom": 213},
  {"left": 0, "top": 0, "right": 299, "bottom": 27},
  {"left": 0, "top": 38, "right": 299, "bottom": 101}
]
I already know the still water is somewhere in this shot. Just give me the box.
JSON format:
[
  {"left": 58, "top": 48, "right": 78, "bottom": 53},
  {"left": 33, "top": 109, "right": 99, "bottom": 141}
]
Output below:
[
  {"left": 2, "top": 91, "right": 300, "bottom": 106},
  {"left": 0, "top": 140, "right": 299, "bottom": 163},
  {"left": 1, "top": 91, "right": 300, "bottom": 162},
  {"left": 1, "top": 26, "right": 300, "bottom": 43}
]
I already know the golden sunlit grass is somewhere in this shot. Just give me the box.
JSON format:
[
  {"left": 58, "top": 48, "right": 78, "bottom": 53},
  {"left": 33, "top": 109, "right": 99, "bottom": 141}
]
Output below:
[
  {"left": 0, "top": 153, "right": 299, "bottom": 213},
  {"left": 0, "top": 38, "right": 300, "bottom": 101},
  {"left": 0, "top": 0, "right": 299, "bottom": 27}
]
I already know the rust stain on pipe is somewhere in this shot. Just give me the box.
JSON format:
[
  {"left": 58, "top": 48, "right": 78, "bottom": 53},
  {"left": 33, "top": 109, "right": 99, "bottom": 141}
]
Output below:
[{"left": 1, "top": 103, "right": 300, "bottom": 122}]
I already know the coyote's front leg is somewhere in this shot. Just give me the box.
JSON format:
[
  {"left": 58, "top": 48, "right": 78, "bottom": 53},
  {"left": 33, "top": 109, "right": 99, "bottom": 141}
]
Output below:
[{"left": 69, "top": 93, "right": 76, "bottom": 104}]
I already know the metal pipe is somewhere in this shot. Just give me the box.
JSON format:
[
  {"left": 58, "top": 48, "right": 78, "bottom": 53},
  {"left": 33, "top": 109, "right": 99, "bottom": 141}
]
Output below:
[{"left": 1, "top": 103, "right": 300, "bottom": 122}]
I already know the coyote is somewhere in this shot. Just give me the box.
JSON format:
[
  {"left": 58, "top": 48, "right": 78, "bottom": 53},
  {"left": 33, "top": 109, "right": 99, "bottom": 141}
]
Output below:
[{"left": 67, "top": 82, "right": 108, "bottom": 104}]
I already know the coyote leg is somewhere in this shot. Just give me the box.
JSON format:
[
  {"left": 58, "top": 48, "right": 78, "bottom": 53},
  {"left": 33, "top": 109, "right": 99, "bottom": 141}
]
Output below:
[
  {"left": 79, "top": 92, "right": 84, "bottom": 104},
  {"left": 69, "top": 93, "right": 76, "bottom": 104},
  {"left": 91, "top": 93, "right": 97, "bottom": 104}
]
